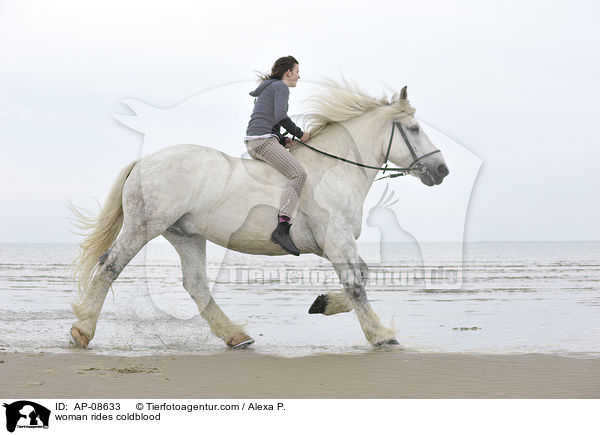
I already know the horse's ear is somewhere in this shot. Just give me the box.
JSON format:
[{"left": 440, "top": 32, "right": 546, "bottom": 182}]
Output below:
[{"left": 400, "top": 86, "right": 408, "bottom": 100}]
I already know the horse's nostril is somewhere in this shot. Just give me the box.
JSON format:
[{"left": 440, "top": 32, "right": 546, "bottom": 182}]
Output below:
[{"left": 437, "top": 164, "right": 449, "bottom": 177}]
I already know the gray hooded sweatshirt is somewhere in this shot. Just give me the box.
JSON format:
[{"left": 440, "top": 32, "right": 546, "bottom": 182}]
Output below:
[{"left": 245, "top": 79, "right": 303, "bottom": 142}]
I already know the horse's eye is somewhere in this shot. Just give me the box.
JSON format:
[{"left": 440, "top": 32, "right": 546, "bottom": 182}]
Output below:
[{"left": 407, "top": 125, "right": 419, "bottom": 133}]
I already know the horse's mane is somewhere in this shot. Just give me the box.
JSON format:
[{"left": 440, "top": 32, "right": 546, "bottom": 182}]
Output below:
[{"left": 303, "top": 78, "right": 416, "bottom": 137}]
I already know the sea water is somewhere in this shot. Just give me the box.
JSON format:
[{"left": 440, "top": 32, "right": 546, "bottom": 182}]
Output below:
[{"left": 0, "top": 242, "right": 598, "bottom": 357}]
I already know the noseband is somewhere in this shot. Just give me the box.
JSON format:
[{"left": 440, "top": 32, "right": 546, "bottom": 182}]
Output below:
[
  {"left": 382, "top": 121, "right": 441, "bottom": 177},
  {"left": 297, "top": 121, "right": 441, "bottom": 180}
]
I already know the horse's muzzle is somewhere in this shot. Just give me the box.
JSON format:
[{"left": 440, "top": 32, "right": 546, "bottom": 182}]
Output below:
[{"left": 419, "top": 164, "right": 449, "bottom": 186}]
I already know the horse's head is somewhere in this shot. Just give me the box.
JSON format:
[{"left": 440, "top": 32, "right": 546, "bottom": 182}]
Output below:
[{"left": 386, "top": 87, "right": 449, "bottom": 186}]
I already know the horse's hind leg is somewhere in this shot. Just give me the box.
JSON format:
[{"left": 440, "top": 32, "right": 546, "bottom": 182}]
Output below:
[
  {"left": 71, "top": 225, "right": 151, "bottom": 348},
  {"left": 162, "top": 229, "right": 254, "bottom": 349}
]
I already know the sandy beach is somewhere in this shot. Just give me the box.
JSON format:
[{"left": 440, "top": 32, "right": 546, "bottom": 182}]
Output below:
[{"left": 1, "top": 351, "right": 599, "bottom": 399}]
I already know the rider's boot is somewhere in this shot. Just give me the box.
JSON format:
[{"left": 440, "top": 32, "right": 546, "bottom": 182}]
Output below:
[{"left": 271, "top": 219, "right": 300, "bottom": 256}]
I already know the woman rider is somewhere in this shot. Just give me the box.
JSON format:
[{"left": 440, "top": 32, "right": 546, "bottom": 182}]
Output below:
[{"left": 245, "top": 56, "right": 310, "bottom": 256}]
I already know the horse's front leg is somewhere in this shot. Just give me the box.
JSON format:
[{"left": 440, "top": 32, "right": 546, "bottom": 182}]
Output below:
[
  {"left": 323, "top": 239, "right": 398, "bottom": 347},
  {"left": 308, "top": 255, "right": 368, "bottom": 316}
]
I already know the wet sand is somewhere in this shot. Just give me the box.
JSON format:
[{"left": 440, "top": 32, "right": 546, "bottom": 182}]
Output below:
[{"left": 1, "top": 351, "right": 599, "bottom": 399}]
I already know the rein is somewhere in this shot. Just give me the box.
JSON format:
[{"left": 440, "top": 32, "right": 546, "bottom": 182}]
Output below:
[{"left": 296, "top": 121, "right": 440, "bottom": 181}]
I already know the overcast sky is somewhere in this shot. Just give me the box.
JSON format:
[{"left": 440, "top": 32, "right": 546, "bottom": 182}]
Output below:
[{"left": 1, "top": 0, "right": 599, "bottom": 243}]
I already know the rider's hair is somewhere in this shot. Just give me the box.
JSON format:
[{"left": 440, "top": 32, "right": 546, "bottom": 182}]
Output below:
[{"left": 257, "top": 56, "right": 298, "bottom": 81}]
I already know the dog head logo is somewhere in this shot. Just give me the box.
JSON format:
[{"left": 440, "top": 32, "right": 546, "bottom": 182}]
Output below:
[{"left": 3, "top": 401, "right": 50, "bottom": 432}]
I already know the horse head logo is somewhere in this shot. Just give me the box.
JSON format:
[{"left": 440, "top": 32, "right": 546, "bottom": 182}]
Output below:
[{"left": 3, "top": 401, "right": 50, "bottom": 433}]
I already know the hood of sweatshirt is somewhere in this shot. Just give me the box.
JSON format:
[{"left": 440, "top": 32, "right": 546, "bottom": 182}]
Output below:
[{"left": 249, "top": 79, "right": 278, "bottom": 97}]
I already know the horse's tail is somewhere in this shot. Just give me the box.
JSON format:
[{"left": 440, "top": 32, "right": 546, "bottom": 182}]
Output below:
[{"left": 70, "top": 160, "right": 138, "bottom": 305}]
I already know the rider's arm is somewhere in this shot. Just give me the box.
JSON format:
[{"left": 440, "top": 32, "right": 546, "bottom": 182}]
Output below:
[
  {"left": 278, "top": 116, "right": 303, "bottom": 139},
  {"left": 273, "top": 83, "right": 304, "bottom": 139}
]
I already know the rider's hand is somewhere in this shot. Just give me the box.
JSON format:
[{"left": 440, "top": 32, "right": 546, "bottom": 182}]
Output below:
[
  {"left": 285, "top": 137, "right": 292, "bottom": 147},
  {"left": 300, "top": 132, "right": 310, "bottom": 142}
]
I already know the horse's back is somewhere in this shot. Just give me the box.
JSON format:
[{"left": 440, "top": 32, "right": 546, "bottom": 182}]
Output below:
[
  {"left": 141, "top": 143, "right": 287, "bottom": 185},
  {"left": 124, "top": 144, "right": 294, "bottom": 242}
]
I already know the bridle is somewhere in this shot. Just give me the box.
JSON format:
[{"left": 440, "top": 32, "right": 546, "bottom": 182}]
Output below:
[
  {"left": 382, "top": 121, "right": 441, "bottom": 177},
  {"left": 296, "top": 121, "right": 441, "bottom": 180}
]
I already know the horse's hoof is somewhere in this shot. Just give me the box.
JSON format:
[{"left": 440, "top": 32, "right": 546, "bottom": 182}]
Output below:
[
  {"left": 70, "top": 326, "right": 89, "bottom": 349},
  {"left": 308, "top": 294, "right": 328, "bottom": 314},
  {"left": 231, "top": 339, "right": 255, "bottom": 350},
  {"left": 227, "top": 332, "right": 255, "bottom": 349},
  {"left": 375, "top": 338, "right": 400, "bottom": 347}
]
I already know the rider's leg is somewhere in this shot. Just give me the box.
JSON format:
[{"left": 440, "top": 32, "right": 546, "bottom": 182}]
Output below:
[{"left": 246, "top": 137, "right": 306, "bottom": 255}]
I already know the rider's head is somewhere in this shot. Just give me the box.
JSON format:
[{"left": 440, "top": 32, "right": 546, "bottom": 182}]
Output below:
[{"left": 259, "top": 56, "right": 300, "bottom": 87}]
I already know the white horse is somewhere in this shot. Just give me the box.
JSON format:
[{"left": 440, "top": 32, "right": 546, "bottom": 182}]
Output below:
[{"left": 70, "top": 80, "right": 449, "bottom": 350}]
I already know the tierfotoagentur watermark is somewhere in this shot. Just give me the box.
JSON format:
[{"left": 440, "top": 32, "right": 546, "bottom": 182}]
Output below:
[{"left": 215, "top": 265, "right": 460, "bottom": 287}]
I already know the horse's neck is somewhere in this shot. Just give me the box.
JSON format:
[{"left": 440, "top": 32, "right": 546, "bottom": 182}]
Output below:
[{"left": 306, "top": 110, "right": 388, "bottom": 200}]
